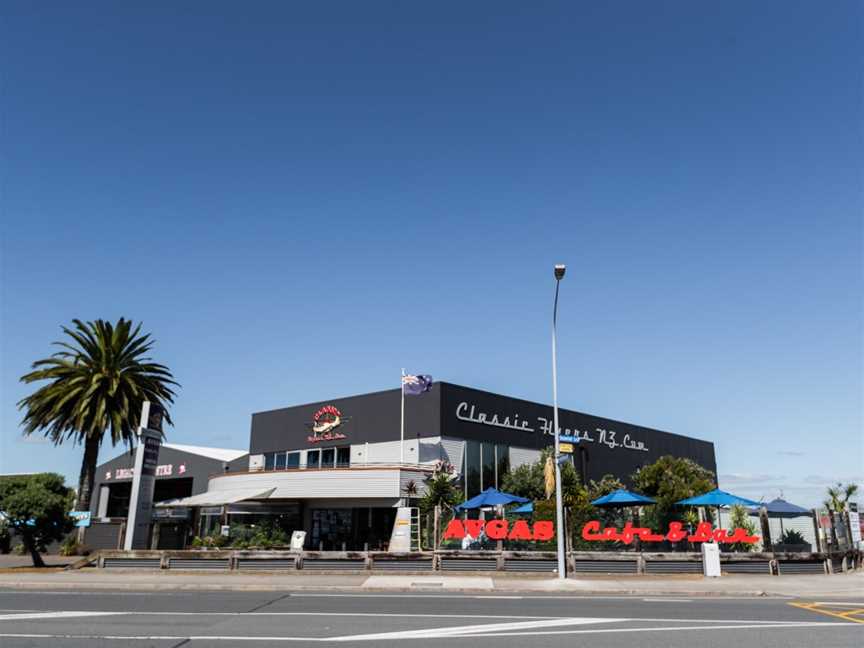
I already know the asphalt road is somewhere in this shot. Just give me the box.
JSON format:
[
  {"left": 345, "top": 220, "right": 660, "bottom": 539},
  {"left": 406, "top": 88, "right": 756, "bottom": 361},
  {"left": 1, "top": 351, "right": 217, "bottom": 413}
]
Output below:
[{"left": 0, "top": 589, "right": 861, "bottom": 647}]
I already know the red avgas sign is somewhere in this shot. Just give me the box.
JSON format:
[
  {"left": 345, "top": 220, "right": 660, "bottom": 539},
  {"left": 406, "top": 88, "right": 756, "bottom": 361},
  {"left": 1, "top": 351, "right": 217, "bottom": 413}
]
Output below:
[
  {"left": 581, "top": 521, "right": 759, "bottom": 545},
  {"left": 443, "top": 519, "right": 554, "bottom": 541}
]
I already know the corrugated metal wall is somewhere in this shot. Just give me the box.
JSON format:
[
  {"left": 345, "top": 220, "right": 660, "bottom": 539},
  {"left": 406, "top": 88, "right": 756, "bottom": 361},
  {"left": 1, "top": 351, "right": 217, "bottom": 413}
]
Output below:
[
  {"left": 207, "top": 469, "right": 403, "bottom": 499},
  {"left": 718, "top": 509, "right": 817, "bottom": 550},
  {"left": 509, "top": 446, "right": 541, "bottom": 469}
]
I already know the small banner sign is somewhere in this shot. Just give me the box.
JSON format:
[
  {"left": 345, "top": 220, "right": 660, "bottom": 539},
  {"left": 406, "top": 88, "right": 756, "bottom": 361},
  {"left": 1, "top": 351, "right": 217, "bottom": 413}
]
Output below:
[{"left": 69, "top": 511, "right": 91, "bottom": 528}]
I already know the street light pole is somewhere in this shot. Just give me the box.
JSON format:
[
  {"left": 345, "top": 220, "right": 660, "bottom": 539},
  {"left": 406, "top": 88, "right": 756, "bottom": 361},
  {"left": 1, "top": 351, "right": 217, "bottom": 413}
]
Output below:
[{"left": 552, "top": 264, "right": 566, "bottom": 579}]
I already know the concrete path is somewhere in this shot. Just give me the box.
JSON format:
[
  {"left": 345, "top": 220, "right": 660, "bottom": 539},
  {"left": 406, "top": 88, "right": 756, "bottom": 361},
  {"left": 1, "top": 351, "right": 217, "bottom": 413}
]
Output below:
[{"left": 0, "top": 568, "right": 861, "bottom": 597}]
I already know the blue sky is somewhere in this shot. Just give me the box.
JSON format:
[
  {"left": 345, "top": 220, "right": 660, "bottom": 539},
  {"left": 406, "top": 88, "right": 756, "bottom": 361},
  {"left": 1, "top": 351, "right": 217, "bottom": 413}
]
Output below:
[{"left": 1, "top": 1, "right": 861, "bottom": 507}]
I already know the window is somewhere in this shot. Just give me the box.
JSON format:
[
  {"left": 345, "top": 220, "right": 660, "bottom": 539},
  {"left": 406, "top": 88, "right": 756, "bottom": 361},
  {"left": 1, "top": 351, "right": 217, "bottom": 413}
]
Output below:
[
  {"left": 306, "top": 449, "right": 320, "bottom": 469},
  {"left": 336, "top": 447, "right": 350, "bottom": 467},
  {"left": 321, "top": 448, "right": 335, "bottom": 468},
  {"left": 495, "top": 444, "right": 510, "bottom": 488},
  {"left": 465, "top": 440, "right": 481, "bottom": 499},
  {"left": 286, "top": 452, "right": 300, "bottom": 469},
  {"left": 275, "top": 452, "right": 287, "bottom": 470},
  {"left": 481, "top": 442, "right": 495, "bottom": 491},
  {"left": 264, "top": 453, "right": 276, "bottom": 471}
]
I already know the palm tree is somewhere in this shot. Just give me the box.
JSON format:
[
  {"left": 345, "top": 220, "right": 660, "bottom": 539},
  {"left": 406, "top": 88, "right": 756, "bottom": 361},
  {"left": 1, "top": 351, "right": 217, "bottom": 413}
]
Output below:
[
  {"left": 419, "top": 469, "right": 463, "bottom": 550},
  {"left": 824, "top": 482, "right": 860, "bottom": 512},
  {"left": 18, "top": 319, "right": 178, "bottom": 519}
]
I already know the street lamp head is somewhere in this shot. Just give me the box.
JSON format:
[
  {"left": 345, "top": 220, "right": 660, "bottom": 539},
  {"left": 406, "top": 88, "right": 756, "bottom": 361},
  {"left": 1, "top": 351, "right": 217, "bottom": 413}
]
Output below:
[{"left": 554, "top": 264, "right": 566, "bottom": 281}]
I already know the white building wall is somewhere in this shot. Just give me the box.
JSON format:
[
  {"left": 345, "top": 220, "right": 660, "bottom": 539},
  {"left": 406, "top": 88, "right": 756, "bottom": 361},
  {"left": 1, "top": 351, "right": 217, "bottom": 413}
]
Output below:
[
  {"left": 208, "top": 469, "right": 406, "bottom": 499},
  {"left": 718, "top": 509, "right": 818, "bottom": 551},
  {"left": 510, "top": 446, "right": 541, "bottom": 469},
  {"left": 439, "top": 437, "right": 465, "bottom": 470}
]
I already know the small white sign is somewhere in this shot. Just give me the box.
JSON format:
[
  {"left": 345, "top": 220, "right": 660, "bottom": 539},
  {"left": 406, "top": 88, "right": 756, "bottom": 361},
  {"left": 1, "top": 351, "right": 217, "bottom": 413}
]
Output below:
[{"left": 290, "top": 531, "right": 306, "bottom": 550}]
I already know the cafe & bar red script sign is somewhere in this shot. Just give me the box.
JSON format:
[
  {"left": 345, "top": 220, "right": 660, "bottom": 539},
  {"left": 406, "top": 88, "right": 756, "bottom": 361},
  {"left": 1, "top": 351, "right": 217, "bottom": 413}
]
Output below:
[{"left": 581, "top": 521, "right": 759, "bottom": 545}]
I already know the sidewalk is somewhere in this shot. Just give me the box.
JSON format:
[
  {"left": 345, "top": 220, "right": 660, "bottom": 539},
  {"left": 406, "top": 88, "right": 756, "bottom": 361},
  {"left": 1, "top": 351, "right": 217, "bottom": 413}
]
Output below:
[{"left": 0, "top": 567, "right": 861, "bottom": 598}]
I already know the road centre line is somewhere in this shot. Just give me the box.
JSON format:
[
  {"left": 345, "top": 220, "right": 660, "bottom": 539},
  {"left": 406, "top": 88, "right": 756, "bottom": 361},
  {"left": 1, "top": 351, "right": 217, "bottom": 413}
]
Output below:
[{"left": 642, "top": 598, "right": 692, "bottom": 602}]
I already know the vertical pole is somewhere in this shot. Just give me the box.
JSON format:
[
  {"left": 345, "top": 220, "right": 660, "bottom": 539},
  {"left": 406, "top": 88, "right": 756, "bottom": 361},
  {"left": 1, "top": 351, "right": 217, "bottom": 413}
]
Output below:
[
  {"left": 552, "top": 278, "right": 566, "bottom": 579},
  {"left": 400, "top": 369, "right": 406, "bottom": 465}
]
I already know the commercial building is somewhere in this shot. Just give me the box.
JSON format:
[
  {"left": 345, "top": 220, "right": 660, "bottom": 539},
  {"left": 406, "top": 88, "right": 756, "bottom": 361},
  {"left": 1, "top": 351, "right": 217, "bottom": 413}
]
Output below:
[
  {"left": 86, "top": 443, "right": 247, "bottom": 549},
  {"left": 153, "top": 382, "right": 716, "bottom": 550}
]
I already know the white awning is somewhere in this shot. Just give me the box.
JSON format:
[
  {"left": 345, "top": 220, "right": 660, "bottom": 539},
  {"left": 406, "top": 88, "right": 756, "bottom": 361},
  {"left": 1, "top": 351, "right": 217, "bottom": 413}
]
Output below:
[{"left": 155, "top": 487, "right": 275, "bottom": 508}]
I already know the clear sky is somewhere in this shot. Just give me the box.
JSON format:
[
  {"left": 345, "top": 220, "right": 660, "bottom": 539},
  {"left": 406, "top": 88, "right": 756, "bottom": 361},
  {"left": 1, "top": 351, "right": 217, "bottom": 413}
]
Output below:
[{"left": 1, "top": 1, "right": 861, "bottom": 507}]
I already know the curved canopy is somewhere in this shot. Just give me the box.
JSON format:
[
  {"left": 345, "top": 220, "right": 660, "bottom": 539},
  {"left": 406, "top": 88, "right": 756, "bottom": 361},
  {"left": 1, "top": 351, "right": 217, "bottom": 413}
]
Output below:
[
  {"left": 455, "top": 487, "right": 529, "bottom": 511},
  {"left": 675, "top": 488, "right": 760, "bottom": 507},
  {"left": 591, "top": 489, "right": 656, "bottom": 508}
]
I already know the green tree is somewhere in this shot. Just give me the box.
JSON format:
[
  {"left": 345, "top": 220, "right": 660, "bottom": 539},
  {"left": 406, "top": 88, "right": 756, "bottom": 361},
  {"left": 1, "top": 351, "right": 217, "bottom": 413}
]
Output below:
[
  {"left": 18, "top": 319, "right": 178, "bottom": 520},
  {"left": 419, "top": 473, "right": 463, "bottom": 514},
  {"left": 727, "top": 504, "right": 759, "bottom": 552},
  {"left": 824, "top": 482, "right": 859, "bottom": 512},
  {"left": 0, "top": 473, "right": 73, "bottom": 567},
  {"left": 419, "top": 467, "right": 463, "bottom": 550},
  {"left": 501, "top": 448, "right": 582, "bottom": 504},
  {"left": 631, "top": 455, "right": 715, "bottom": 529}
]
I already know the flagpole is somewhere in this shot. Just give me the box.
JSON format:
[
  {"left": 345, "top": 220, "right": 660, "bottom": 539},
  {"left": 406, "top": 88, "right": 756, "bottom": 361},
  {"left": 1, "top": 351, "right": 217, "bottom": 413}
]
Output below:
[{"left": 400, "top": 368, "right": 405, "bottom": 465}]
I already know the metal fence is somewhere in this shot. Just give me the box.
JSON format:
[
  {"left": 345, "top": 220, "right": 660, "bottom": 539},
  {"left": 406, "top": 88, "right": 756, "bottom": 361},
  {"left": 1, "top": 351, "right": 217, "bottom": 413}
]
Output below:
[{"left": 76, "top": 548, "right": 859, "bottom": 576}]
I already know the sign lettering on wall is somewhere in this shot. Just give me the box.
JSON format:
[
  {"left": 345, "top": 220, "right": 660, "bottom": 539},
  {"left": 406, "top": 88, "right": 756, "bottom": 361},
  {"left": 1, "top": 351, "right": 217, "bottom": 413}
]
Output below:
[
  {"left": 581, "top": 521, "right": 760, "bottom": 545},
  {"left": 443, "top": 519, "right": 554, "bottom": 542},
  {"left": 455, "top": 401, "right": 649, "bottom": 453},
  {"left": 104, "top": 463, "right": 186, "bottom": 480},
  {"left": 306, "top": 405, "right": 348, "bottom": 443}
]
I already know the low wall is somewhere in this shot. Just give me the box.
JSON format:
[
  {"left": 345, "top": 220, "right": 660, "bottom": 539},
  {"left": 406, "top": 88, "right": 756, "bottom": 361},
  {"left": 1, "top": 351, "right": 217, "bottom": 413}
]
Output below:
[{"left": 72, "top": 548, "right": 861, "bottom": 576}]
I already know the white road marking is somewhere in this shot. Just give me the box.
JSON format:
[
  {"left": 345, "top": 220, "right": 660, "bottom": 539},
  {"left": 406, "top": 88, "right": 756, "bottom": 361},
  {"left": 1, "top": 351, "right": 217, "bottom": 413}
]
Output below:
[
  {"left": 642, "top": 598, "right": 692, "bottom": 602},
  {"left": 476, "top": 622, "right": 857, "bottom": 637},
  {"left": 0, "top": 623, "right": 854, "bottom": 642},
  {"left": 812, "top": 601, "right": 864, "bottom": 607},
  {"left": 327, "top": 617, "right": 627, "bottom": 641},
  {"left": 0, "top": 611, "right": 124, "bottom": 621}
]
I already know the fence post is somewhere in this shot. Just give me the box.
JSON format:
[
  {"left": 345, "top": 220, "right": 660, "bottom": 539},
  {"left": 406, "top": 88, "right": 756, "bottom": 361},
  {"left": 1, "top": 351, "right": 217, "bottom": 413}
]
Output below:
[{"left": 636, "top": 554, "right": 646, "bottom": 575}]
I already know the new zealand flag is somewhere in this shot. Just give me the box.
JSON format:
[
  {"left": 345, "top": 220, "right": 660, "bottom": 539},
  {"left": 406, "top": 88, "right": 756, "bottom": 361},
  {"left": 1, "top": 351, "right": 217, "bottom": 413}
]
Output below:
[{"left": 402, "top": 374, "right": 433, "bottom": 395}]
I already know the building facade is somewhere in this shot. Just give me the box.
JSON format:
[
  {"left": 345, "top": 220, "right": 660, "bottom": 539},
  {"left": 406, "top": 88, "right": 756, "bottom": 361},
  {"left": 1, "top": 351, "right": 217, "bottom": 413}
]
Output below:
[
  {"left": 86, "top": 443, "right": 247, "bottom": 549},
  {"left": 158, "top": 382, "right": 716, "bottom": 550}
]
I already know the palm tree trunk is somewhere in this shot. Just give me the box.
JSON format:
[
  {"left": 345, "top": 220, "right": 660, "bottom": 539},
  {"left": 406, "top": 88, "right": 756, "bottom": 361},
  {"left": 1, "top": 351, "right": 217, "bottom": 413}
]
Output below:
[{"left": 75, "top": 435, "right": 101, "bottom": 543}]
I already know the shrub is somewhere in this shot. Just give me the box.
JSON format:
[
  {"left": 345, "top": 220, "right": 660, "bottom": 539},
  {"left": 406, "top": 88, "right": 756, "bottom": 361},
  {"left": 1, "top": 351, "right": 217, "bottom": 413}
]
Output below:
[
  {"left": 780, "top": 529, "right": 806, "bottom": 546},
  {"left": 59, "top": 535, "right": 90, "bottom": 556},
  {"left": 727, "top": 505, "right": 759, "bottom": 552}
]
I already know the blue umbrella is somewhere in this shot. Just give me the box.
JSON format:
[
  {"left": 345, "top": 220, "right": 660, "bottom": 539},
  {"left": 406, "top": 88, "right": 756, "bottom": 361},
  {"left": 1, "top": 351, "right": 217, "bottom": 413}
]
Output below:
[
  {"left": 748, "top": 497, "right": 811, "bottom": 541},
  {"left": 510, "top": 502, "right": 534, "bottom": 514},
  {"left": 591, "top": 489, "right": 656, "bottom": 508},
  {"left": 675, "top": 488, "right": 760, "bottom": 507},
  {"left": 749, "top": 497, "right": 809, "bottom": 516},
  {"left": 455, "top": 488, "right": 529, "bottom": 512}
]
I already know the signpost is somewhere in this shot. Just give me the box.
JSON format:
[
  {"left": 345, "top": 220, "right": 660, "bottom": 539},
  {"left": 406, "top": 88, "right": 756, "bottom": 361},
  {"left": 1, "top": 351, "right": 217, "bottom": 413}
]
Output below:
[{"left": 123, "top": 402, "right": 164, "bottom": 550}]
